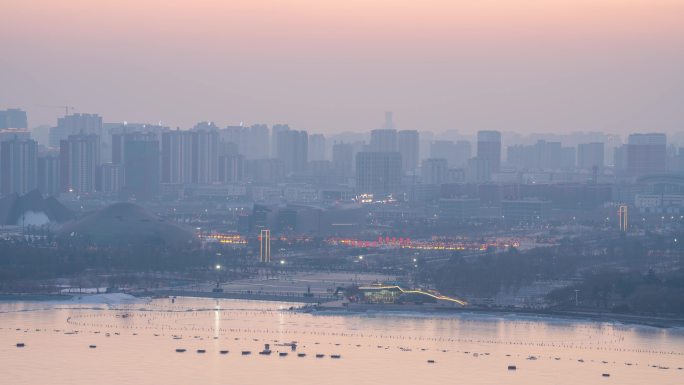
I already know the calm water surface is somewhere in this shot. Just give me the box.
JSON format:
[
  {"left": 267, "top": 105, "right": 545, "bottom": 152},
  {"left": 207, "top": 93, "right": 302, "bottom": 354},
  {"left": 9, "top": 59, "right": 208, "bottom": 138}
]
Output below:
[{"left": 1, "top": 297, "right": 683, "bottom": 385}]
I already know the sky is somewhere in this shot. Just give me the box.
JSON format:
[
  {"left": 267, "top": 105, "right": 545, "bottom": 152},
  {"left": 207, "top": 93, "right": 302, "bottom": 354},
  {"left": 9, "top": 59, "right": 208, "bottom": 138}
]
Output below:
[{"left": 1, "top": 0, "right": 684, "bottom": 135}]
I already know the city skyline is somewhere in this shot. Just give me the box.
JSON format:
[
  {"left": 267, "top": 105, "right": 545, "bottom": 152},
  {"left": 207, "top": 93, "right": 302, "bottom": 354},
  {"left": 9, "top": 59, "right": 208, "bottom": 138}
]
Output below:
[{"left": 2, "top": 0, "right": 683, "bottom": 134}]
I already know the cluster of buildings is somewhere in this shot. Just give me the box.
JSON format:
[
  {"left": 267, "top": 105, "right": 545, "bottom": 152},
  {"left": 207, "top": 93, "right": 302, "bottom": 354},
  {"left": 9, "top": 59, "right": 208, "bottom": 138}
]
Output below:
[{"left": 2, "top": 107, "right": 684, "bottom": 232}]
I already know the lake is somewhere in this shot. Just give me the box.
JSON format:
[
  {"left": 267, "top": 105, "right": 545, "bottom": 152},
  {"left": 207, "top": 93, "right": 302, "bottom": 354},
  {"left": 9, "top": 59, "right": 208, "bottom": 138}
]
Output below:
[{"left": 1, "top": 296, "right": 682, "bottom": 384}]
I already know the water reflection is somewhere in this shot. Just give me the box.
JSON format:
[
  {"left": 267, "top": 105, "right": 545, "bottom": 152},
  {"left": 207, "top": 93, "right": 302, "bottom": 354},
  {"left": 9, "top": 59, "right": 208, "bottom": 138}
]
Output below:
[{"left": 0, "top": 297, "right": 682, "bottom": 385}]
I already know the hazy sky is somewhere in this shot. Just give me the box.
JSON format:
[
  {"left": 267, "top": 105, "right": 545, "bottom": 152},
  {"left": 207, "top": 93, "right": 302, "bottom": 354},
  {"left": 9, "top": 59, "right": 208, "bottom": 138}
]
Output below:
[{"left": 2, "top": 0, "right": 683, "bottom": 134}]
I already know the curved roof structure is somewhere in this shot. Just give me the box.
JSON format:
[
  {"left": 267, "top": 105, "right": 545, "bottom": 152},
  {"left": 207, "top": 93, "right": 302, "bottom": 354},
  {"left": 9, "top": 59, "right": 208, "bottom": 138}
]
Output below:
[
  {"left": 58, "top": 202, "right": 197, "bottom": 247},
  {"left": 358, "top": 285, "right": 467, "bottom": 306}
]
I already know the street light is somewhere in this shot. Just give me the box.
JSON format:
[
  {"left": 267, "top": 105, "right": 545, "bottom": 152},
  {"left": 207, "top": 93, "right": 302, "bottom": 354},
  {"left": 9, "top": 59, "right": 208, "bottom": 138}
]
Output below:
[{"left": 213, "top": 264, "right": 223, "bottom": 293}]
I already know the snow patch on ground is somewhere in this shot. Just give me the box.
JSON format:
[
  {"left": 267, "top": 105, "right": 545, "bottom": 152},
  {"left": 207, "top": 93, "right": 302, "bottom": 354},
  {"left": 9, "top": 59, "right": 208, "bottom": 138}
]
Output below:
[{"left": 68, "top": 293, "right": 147, "bottom": 305}]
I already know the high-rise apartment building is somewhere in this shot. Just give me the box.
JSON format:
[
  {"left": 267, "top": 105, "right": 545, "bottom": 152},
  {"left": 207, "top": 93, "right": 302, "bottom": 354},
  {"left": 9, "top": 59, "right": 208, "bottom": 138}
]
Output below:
[
  {"left": 277, "top": 130, "right": 308, "bottom": 175},
  {"left": 194, "top": 129, "right": 219, "bottom": 184},
  {"left": 397, "top": 130, "right": 419, "bottom": 174},
  {"left": 0, "top": 137, "right": 37, "bottom": 195},
  {"left": 431, "top": 140, "right": 471, "bottom": 168},
  {"left": 332, "top": 142, "right": 354, "bottom": 180},
  {"left": 421, "top": 158, "right": 448, "bottom": 185},
  {"left": 0, "top": 109, "right": 28, "bottom": 129},
  {"left": 37, "top": 154, "right": 60, "bottom": 196},
  {"left": 308, "top": 134, "right": 326, "bottom": 161},
  {"left": 355, "top": 152, "right": 402, "bottom": 195},
  {"left": 627, "top": 133, "right": 666, "bottom": 176},
  {"left": 476, "top": 130, "right": 501, "bottom": 173},
  {"left": 122, "top": 132, "right": 160, "bottom": 199},
  {"left": 271, "top": 124, "right": 290, "bottom": 158},
  {"left": 370, "top": 129, "right": 397, "bottom": 152},
  {"left": 161, "top": 129, "right": 194, "bottom": 184},
  {"left": 50, "top": 113, "right": 102, "bottom": 148},
  {"left": 59, "top": 133, "right": 100, "bottom": 193},
  {"left": 578, "top": 142, "right": 605, "bottom": 171}
]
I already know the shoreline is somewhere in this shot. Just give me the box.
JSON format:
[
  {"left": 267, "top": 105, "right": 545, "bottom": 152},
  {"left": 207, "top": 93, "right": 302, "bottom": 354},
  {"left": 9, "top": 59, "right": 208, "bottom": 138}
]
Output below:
[
  {"left": 314, "top": 303, "right": 684, "bottom": 328},
  {"left": 2, "top": 291, "right": 683, "bottom": 328}
]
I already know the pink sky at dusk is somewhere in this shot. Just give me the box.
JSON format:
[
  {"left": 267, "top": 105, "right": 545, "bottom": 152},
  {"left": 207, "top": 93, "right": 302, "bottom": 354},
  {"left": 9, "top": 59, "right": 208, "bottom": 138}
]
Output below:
[{"left": 1, "top": 0, "right": 683, "bottom": 134}]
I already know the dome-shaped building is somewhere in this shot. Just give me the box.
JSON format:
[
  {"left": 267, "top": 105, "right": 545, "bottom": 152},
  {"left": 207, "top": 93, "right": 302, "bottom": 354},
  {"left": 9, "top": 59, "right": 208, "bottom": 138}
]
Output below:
[{"left": 58, "top": 202, "right": 196, "bottom": 247}]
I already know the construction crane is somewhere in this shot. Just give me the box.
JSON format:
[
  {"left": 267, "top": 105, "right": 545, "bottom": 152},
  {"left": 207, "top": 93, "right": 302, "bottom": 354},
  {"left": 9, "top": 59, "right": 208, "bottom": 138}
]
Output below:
[
  {"left": 36, "top": 105, "right": 76, "bottom": 116},
  {"left": 58, "top": 106, "right": 76, "bottom": 116}
]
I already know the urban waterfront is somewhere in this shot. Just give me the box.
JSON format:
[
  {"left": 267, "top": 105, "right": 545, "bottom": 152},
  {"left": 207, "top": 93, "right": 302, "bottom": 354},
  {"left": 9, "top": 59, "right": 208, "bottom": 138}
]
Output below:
[{"left": 1, "top": 296, "right": 683, "bottom": 385}]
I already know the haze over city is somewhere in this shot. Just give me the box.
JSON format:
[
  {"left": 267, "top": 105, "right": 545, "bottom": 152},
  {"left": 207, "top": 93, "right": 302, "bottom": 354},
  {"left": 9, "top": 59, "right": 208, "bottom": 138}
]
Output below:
[
  {"left": 2, "top": 0, "right": 684, "bottom": 133},
  {"left": 2, "top": 2, "right": 684, "bottom": 385}
]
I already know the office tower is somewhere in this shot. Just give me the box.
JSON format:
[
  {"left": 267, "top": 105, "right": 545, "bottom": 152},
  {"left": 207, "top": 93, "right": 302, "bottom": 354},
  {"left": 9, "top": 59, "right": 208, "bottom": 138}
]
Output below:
[
  {"left": 60, "top": 133, "right": 100, "bottom": 193},
  {"left": 259, "top": 229, "right": 271, "bottom": 263},
  {"left": 577, "top": 142, "right": 605, "bottom": 171},
  {"left": 37, "top": 154, "right": 60, "bottom": 196},
  {"left": 0, "top": 108, "right": 28, "bottom": 129},
  {"left": 308, "top": 134, "right": 326, "bottom": 161},
  {"left": 271, "top": 124, "right": 290, "bottom": 157},
  {"left": 161, "top": 129, "right": 194, "bottom": 184},
  {"left": 49, "top": 113, "right": 102, "bottom": 148},
  {"left": 277, "top": 130, "right": 308, "bottom": 175},
  {"left": 421, "top": 158, "right": 448, "bottom": 185},
  {"left": 370, "top": 129, "right": 397, "bottom": 152},
  {"left": 0, "top": 137, "right": 37, "bottom": 195},
  {"left": 397, "top": 130, "right": 419, "bottom": 173},
  {"left": 332, "top": 142, "right": 354, "bottom": 179},
  {"left": 627, "top": 133, "right": 666, "bottom": 176},
  {"left": 561, "top": 146, "right": 576, "bottom": 170},
  {"left": 467, "top": 156, "right": 491, "bottom": 182},
  {"left": 122, "top": 133, "right": 160, "bottom": 200},
  {"left": 355, "top": 152, "right": 402, "bottom": 195},
  {"left": 476, "top": 130, "right": 501, "bottom": 173},
  {"left": 194, "top": 129, "right": 220, "bottom": 184},
  {"left": 100, "top": 163, "right": 122, "bottom": 194}
]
